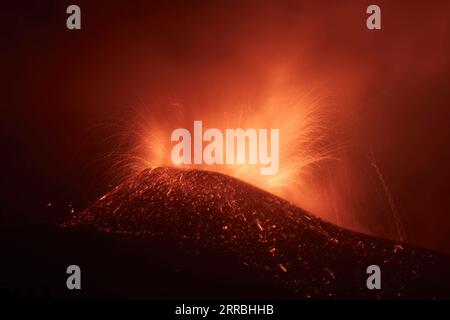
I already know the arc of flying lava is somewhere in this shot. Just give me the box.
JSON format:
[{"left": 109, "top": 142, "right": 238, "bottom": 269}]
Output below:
[{"left": 111, "top": 89, "right": 340, "bottom": 214}]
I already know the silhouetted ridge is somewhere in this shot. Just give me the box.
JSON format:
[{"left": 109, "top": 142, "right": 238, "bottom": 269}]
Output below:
[{"left": 64, "top": 167, "right": 450, "bottom": 298}]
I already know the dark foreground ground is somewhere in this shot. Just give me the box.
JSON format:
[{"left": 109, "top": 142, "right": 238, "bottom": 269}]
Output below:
[{"left": 1, "top": 167, "right": 450, "bottom": 299}]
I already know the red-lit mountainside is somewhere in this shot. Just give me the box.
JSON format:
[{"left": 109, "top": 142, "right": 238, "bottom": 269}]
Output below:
[{"left": 63, "top": 167, "right": 450, "bottom": 299}]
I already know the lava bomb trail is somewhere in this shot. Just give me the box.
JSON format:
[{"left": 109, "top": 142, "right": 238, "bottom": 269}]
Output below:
[{"left": 64, "top": 167, "right": 450, "bottom": 299}]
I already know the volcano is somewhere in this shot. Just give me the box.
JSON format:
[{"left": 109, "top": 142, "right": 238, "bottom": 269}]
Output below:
[{"left": 61, "top": 167, "right": 450, "bottom": 299}]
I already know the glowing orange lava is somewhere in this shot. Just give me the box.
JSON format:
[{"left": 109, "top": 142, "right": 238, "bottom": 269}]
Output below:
[{"left": 113, "top": 86, "right": 341, "bottom": 218}]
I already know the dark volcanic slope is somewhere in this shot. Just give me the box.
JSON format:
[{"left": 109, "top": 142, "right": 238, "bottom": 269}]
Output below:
[{"left": 64, "top": 167, "right": 450, "bottom": 299}]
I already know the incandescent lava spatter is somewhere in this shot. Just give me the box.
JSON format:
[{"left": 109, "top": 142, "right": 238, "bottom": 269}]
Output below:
[{"left": 64, "top": 167, "right": 450, "bottom": 299}]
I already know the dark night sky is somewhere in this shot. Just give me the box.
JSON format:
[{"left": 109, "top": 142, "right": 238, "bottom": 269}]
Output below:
[{"left": 1, "top": 1, "right": 450, "bottom": 253}]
